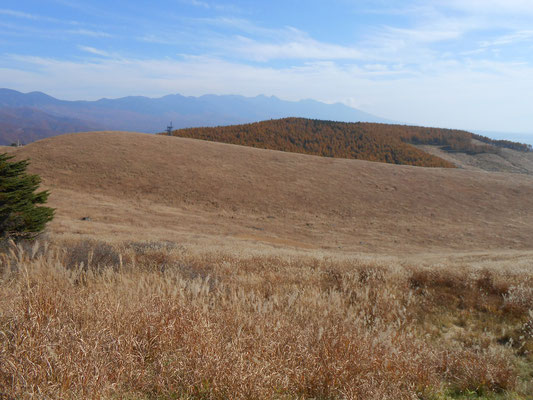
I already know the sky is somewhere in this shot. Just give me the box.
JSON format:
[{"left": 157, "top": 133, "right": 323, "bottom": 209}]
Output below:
[{"left": 1, "top": 0, "right": 533, "bottom": 140}]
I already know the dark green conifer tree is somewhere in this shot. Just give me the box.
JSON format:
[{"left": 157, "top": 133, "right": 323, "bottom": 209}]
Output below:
[{"left": 0, "top": 153, "right": 54, "bottom": 240}]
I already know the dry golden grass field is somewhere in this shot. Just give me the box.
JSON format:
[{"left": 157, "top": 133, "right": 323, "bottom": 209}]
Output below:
[
  {"left": 4, "top": 131, "right": 533, "bottom": 253},
  {"left": 1, "top": 131, "right": 532, "bottom": 399}
]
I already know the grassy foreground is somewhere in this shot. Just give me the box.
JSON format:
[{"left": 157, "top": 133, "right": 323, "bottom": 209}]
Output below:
[{"left": 0, "top": 239, "right": 532, "bottom": 399}]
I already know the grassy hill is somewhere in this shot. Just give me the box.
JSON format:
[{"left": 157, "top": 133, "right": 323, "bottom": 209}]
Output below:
[
  {"left": 2, "top": 131, "right": 533, "bottom": 399},
  {"left": 7, "top": 130, "right": 533, "bottom": 252},
  {"left": 166, "top": 118, "right": 531, "bottom": 168},
  {"left": 166, "top": 117, "right": 456, "bottom": 167}
]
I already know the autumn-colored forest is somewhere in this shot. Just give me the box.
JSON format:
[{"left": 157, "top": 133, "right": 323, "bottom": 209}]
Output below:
[{"left": 166, "top": 118, "right": 531, "bottom": 168}]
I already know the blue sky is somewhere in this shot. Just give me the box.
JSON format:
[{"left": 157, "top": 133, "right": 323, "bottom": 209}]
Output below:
[{"left": 1, "top": 1, "right": 533, "bottom": 139}]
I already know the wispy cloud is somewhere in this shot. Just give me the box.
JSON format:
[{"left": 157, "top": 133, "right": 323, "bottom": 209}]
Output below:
[
  {"left": 190, "top": 16, "right": 283, "bottom": 37},
  {"left": 183, "top": 0, "right": 210, "bottom": 8},
  {"left": 68, "top": 29, "right": 112, "bottom": 38},
  {"left": 0, "top": 8, "right": 42, "bottom": 20},
  {"left": 180, "top": 13, "right": 478, "bottom": 66},
  {"left": 0, "top": 8, "right": 75, "bottom": 24},
  {"left": 179, "top": 0, "right": 242, "bottom": 13},
  {"left": 138, "top": 34, "right": 175, "bottom": 45},
  {"left": 78, "top": 46, "right": 113, "bottom": 57},
  {"left": 2, "top": 0, "right": 533, "bottom": 135},
  {"left": 3, "top": 52, "right": 533, "bottom": 135},
  {"left": 383, "top": 25, "right": 464, "bottom": 44},
  {"left": 443, "top": 0, "right": 533, "bottom": 15},
  {"left": 480, "top": 30, "right": 533, "bottom": 48},
  {"left": 138, "top": 18, "right": 364, "bottom": 62},
  {"left": 227, "top": 31, "right": 364, "bottom": 61}
]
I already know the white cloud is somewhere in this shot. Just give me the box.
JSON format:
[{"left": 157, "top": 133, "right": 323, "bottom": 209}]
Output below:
[
  {"left": 139, "top": 34, "right": 175, "bottom": 44},
  {"left": 480, "top": 30, "right": 533, "bottom": 48},
  {"left": 68, "top": 29, "right": 112, "bottom": 38},
  {"left": 141, "top": 19, "right": 366, "bottom": 62},
  {"left": 383, "top": 26, "right": 463, "bottom": 43},
  {"left": 179, "top": 0, "right": 241, "bottom": 13},
  {"left": 2, "top": 1, "right": 533, "bottom": 137},
  {"left": 197, "top": 13, "right": 482, "bottom": 66},
  {"left": 367, "top": 1, "right": 533, "bottom": 39},
  {"left": 0, "top": 8, "right": 75, "bottom": 24},
  {"left": 3, "top": 53, "right": 533, "bottom": 136},
  {"left": 186, "top": 0, "right": 211, "bottom": 8},
  {"left": 191, "top": 16, "right": 284, "bottom": 37},
  {"left": 444, "top": 0, "right": 533, "bottom": 15},
  {"left": 0, "top": 8, "right": 41, "bottom": 19},
  {"left": 228, "top": 33, "right": 364, "bottom": 61},
  {"left": 78, "top": 46, "right": 112, "bottom": 57}
]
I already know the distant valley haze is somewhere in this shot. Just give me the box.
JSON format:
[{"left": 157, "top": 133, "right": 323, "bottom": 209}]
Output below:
[
  {"left": 0, "top": 88, "right": 531, "bottom": 146},
  {"left": 0, "top": 88, "right": 395, "bottom": 145}
]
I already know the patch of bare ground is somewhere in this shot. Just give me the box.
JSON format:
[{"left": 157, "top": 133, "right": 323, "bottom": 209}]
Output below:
[
  {"left": 417, "top": 143, "right": 533, "bottom": 175},
  {"left": 6, "top": 131, "right": 533, "bottom": 254}
]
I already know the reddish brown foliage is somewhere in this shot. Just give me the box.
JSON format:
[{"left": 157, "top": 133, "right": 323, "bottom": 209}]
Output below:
[
  {"left": 169, "top": 118, "right": 457, "bottom": 167},
  {"left": 165, "top": 118, "right": 531, "bottom": 167}
]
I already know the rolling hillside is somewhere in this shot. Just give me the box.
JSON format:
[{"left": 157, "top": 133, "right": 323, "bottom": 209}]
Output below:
[
  {"left": 6, "top": 131, "right": 533, "bottom": 253},
  {"left": 168, "top": 118, "right": 532, "bottom": 168},
  {"left": 3, "top": 131, "right": 533, "bottom": 399}
]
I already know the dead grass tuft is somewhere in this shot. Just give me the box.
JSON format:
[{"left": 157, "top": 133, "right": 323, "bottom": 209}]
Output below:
[
  {"left": 63, "top": 239, "right": 122, "bottom": 271},
  {"left": 0, "top": 240, "right": 531, "bottom": 399}
]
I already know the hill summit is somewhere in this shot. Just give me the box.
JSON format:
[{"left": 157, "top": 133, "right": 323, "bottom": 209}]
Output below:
[{"left": 167, "top": 118, "right": 531, "bottom": 168}]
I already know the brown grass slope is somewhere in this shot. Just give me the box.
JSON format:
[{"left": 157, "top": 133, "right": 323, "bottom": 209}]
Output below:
[
  {"left": 2, "top": 242, "right": 532, "bottom": 399},
  {"left": 8, "top": 130, "right": 533, "bottom": 252}
]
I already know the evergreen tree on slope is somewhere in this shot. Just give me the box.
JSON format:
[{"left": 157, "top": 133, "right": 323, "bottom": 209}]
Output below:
[{"left": 0, "top": 153, "right": 54, "bottom": 240}]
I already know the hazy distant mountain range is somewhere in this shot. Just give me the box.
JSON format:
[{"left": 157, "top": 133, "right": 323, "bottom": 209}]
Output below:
[{"left": 0, "top": 88, "right": 390, "bottom": 145}]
